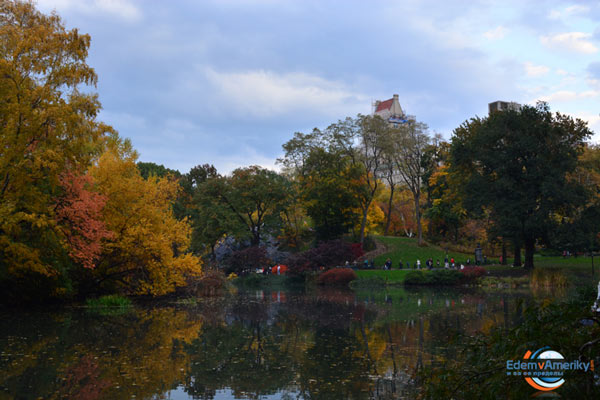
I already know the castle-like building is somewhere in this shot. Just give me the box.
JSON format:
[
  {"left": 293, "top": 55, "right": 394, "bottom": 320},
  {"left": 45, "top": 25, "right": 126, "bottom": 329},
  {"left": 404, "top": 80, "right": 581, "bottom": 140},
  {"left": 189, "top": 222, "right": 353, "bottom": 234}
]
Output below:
[{"left": 373, "top": 94, "right": 410, "bottom": 126}]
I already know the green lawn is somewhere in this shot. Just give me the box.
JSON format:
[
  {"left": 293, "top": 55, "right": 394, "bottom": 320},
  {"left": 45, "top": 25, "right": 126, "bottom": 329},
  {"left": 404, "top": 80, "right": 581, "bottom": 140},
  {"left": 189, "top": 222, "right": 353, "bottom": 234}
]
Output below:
[
  {"left": 355, "top": 269, "right": 412, "bottom": 283},
  {"left": 370, "top": 236, "right": 471, "bottom": 268}
]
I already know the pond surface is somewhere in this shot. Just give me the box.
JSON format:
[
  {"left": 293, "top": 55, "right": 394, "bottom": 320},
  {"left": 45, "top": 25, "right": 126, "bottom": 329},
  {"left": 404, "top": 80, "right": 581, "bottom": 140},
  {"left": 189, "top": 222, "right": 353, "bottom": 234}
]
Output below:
[{"left": 0, "top": 286, "right": 556, "bottom": 399}]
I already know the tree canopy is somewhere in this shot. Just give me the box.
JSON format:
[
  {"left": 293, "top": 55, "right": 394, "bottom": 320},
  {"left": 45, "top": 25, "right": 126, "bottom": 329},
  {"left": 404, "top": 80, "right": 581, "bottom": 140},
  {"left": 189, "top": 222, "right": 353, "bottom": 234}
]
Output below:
[{"left": 449, "top": 103, "right": 592, "bottom": 268}]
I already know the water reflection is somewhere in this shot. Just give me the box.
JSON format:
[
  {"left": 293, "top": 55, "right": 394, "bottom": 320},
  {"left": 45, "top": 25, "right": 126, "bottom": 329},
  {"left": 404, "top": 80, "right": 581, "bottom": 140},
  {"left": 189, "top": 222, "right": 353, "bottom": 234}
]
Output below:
[{"left": 0, "top": 287, "right": 539, "bottom": 399}]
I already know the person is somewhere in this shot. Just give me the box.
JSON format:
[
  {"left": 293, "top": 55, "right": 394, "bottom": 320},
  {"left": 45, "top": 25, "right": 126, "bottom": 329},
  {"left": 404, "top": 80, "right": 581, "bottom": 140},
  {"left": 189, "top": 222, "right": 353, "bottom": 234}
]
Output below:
[
  {"left": 398, "top": 260, "right": 403, "bottom": 269},
  {"left": 436, "top": 259, "right": 440, "bottom": 268},
  {"left": 406, "top": 261, "right": 410, "bottom": 269},
  {"left": 385, "top": 258, "right": 392, "bottom": 270},
  {"left": 483, "top": 255, "right": 487, "bottom": 265},
  {"left": 450, "top": 257, "right": 455, "bottom": 268},
  {"left": 416, "top": 259, "right": 421, "bottom": 269},
  {"left": 364, "top": 259, "right": 369, "bottom": 269},
  {"left": 466, "top": 258, "right": 470, "bottom": 266},
  {"left": 369, "top": 260, "right": 375, "bottom": 269}
]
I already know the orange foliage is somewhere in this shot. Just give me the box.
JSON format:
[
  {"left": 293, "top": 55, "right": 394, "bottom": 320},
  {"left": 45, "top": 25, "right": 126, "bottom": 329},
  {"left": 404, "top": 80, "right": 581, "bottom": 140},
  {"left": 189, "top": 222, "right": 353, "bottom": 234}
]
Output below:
[{"left": 55, "top": 172, "right": 113, "bottom": 269}]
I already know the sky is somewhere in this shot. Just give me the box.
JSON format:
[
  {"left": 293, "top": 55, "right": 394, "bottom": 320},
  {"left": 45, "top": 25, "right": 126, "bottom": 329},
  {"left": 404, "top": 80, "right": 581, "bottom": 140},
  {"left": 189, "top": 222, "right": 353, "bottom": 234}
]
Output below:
[{"left": 36, "top": 0, "right": 600, "bottom": 174}]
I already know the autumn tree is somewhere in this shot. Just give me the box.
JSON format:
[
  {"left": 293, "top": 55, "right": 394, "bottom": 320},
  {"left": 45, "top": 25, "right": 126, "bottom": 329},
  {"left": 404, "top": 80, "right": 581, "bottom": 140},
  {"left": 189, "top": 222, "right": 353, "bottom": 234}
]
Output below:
[
  {"left": 386, "top": 120, "right": 430, "bottom": 245},
  {"left": 0, "top": 0, "right": 112, "bottom": 298},
  {"left": 54, "top": 172, "right": 113, "bottom": 270},
  {"left": 326, "top": 115, "right": 389, "bottom": 245},
  {"left": 88, "top": 139, "right": 202, "bottom": 296}
]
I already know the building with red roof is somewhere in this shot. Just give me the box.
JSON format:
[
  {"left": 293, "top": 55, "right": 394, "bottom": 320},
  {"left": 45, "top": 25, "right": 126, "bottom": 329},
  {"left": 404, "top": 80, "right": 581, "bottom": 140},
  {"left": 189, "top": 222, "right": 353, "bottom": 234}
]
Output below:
[{"left": 372, "top": 94, "right": 408, "bottom": 126}]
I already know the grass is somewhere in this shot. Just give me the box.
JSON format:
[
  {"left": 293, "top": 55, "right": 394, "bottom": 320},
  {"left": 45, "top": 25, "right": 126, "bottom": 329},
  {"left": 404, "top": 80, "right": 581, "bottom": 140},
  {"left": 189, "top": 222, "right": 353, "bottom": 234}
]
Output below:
[
  {"left": 355, "top": 269, "right": 412, "bottom": 285},
  {"left": 85, "top": 294, "right": 132, "bottom": 315},
  {"left": 85, "top": 294, "right": 131, "bottom": 308},
  {"left": 371, "top": 236, "right": 472, "bottom": 267}
]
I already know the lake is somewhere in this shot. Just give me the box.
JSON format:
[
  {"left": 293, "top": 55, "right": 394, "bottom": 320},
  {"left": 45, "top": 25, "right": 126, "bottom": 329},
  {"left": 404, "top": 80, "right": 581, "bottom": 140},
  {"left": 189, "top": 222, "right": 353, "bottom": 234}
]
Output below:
[{"left": 0, "top": 286, "right": 557, "bottom": 399}]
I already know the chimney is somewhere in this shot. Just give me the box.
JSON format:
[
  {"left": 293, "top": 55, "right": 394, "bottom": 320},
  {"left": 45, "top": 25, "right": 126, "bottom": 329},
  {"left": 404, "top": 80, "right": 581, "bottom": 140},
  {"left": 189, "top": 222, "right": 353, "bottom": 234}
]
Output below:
[{"left": 393, "top": 94, "right": 399, "bottom": 100}]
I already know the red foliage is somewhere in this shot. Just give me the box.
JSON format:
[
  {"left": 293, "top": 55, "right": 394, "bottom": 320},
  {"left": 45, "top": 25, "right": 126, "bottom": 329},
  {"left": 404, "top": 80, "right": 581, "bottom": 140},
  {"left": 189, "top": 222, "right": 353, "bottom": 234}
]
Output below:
[
  {"left": 316, "top": 268, "right": 357, "bottom": 286},
  {"left": 461, "top": 266, "right": 487, "bottom": 281},
  {"left": 350, "top": 243, "right": 364, "bottom": 260},
  {"left": 227, "top": 246, "right": 270, "bottom": 274},
  {"left": 287, "top": 239, "right": 358, "bottom": 275},
  {"left": 55, "top": 172, "right": 113, "bottom": 269}
]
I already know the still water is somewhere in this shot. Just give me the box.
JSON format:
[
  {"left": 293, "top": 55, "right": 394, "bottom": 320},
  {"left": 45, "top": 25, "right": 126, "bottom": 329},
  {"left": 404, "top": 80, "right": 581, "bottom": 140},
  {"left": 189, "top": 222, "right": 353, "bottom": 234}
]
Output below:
[{"left": 0, "top": 286, "right": 544, "bottom": 399}]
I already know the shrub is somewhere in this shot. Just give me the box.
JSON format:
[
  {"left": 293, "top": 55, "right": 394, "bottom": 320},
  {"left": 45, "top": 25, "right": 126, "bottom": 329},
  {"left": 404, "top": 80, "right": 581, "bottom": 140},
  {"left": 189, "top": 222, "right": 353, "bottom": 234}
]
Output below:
[
  {"left": 197, "top": 270, "right": 227, "bottom": 296},
  {"left": 316, "top": 268, "right": 357, "bottom": 286},
  {"left": 287, "top": 239, "right": 357, "bottom": 276},
  {"left": 460, "top": 266, "right": 487, "bottom": 282},
  {"left": 350, "top": 243, "right": 364, "bottom": 260},
  {"left": 85, "top": 294, "right": 131, "bottom": 308}
]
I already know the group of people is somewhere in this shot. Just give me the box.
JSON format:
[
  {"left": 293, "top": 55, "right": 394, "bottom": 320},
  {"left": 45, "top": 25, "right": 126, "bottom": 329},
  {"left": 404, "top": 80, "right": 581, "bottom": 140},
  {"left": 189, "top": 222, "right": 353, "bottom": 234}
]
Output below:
[
  {"left": 356, "top": 254, "right": 488, "bottom": 270},
  {"left": 365, "top": 255, "right": 472, "bottom": 270}
]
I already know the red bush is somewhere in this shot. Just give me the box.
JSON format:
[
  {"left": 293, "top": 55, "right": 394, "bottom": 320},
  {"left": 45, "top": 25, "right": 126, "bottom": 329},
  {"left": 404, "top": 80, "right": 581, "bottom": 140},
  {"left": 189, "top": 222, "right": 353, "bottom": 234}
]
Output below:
[
  {"left": 461, "top": 266, "right": 486, "bottom": 281},
  {"left": 350, "top": 243, "right": 364, "bottom": 260},
  {"left": 287, "top": 239, "right": 358, "bottom": 276},
  {"left": 316, "top": 268, "right": 357, "bottom": 286}
]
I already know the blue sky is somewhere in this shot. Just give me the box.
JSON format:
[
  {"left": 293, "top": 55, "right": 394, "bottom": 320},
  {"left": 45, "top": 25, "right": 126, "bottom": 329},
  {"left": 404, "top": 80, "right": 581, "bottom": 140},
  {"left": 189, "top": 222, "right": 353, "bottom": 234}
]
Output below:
[{"left": 37, "top": 0, "right": 600, "bottom": 174}]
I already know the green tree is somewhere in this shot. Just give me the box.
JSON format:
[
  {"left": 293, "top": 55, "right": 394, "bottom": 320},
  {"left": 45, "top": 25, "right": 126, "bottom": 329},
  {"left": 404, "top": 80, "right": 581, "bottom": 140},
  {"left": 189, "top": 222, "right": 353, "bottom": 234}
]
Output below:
[
  {"left": 299, "top": 148, "right": 362, "bottom": 242},
  {"left": 450, "top": 103, "right": 592, "bottom": 269},
  {"left": 203, "top": 166, "right": 289, "bottom": 247},
  {"left": 136, "top": 161, "right": 181, "bottom": 180}
]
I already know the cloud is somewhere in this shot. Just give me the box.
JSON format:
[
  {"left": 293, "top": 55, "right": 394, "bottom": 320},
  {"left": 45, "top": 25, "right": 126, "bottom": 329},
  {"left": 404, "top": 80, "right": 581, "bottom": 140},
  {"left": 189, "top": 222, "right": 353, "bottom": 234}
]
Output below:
[
  {"left": 534, "top": 90, "right": 599, "bottom": 104},
  {"left": 37, "top": 0, "right": 141, "bottom": 22},
  {"left": 540, "top": 32, "right": 598, "bottom": 54},
  {"left": 484, "top": 26, "right": 508, "bottom": 40},
  {"left": 524, "top": 61, "right": 549, "bottom": 77},
  {"left": 202, "top": 67, "right": 369, "bottom": 118},
  {"left": 548, "top": 5, "right": 590, "bottom": 20}
]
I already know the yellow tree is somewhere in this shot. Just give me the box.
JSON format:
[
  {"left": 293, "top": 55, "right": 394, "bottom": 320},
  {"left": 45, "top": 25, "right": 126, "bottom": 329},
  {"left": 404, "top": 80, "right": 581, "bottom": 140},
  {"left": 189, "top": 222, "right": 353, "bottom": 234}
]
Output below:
[
  {"left": 0, "top": 0, "right": 110, "bottom": 292},
  {"left": 88, "top": 140, "right": 202, "bottom": 296}
]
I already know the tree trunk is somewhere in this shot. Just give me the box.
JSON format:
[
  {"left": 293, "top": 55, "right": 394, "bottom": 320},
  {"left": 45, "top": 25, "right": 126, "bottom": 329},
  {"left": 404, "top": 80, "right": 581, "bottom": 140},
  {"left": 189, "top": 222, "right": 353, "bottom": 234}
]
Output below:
[
  {"left": 501, "top": 242, "right": 507, "bottom": 265},
  {"left": 513, "top": 243, "right": 522, "bottom": 267},
  {"left": 359, "top": 201, "right": 371, "bottom": 245},
  {"left": 524, "top": 238, "right": 535, "bottom": 269},
  {"left": 384, "top": 185, "right": 395, "bottom": 236},
  {"left": 414, "top": 192, "right": 422, "bottom": 245}
]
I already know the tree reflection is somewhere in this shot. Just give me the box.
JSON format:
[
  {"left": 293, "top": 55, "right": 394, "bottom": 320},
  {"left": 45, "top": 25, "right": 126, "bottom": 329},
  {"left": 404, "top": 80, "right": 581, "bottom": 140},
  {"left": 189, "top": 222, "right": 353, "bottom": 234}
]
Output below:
[{"left": 0, "top": 288, "right": 535, "bottom": 400}]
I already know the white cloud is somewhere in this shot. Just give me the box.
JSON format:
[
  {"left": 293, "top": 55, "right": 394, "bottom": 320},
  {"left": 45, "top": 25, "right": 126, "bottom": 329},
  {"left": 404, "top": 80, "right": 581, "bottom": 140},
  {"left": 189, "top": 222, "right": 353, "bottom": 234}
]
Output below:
[
  {"left": 202, "top": 68, "right": 369, "bottom": 118},
  {"left": 37, "top": 0, "right": 141, "bottom": 22},
  {"left": 540, "top": 32, "right": 598, "bottom": 54},
  {"left": 524, "top": 61, "right": 549, "bottom": 77},
  {"left": 556, "top": 69, "right": 569, "bottom": 76},
  {"left": 484, "top": 26, "right": 508, "bottom": 40},
  {"left": 548, "top": 5, "right": 590, "bottom": 20},
  {"left": 534, "top": 90, "right": 599, "bottom": 104}
]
